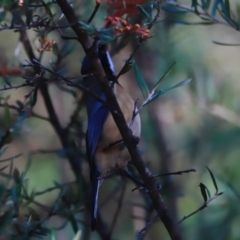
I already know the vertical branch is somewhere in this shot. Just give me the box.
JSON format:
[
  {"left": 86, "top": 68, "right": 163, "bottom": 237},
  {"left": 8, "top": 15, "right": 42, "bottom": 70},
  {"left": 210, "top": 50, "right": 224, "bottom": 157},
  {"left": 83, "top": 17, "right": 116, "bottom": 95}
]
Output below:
[
  {"left": 20, "top": 29, "right": 81, "bottom": 179},
  {"left": 55, "top": 1, "right": 182, "bottom": 239},
  {"left": 19, "top": 18, "right": 113, "bottom": 240}
]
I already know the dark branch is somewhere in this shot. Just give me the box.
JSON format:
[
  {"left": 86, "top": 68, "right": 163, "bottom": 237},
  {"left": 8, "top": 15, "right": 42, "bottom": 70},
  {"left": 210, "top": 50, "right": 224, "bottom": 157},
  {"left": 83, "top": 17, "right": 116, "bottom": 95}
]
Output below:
[{"left": 55, "top": 0, "right": 182, "bottom": 239}]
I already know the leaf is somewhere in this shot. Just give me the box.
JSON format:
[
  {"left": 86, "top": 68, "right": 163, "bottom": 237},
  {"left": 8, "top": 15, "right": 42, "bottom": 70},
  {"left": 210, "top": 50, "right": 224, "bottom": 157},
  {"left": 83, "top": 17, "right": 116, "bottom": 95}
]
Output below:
[
  {"left": 52, "top": 43, "right": 60, "bottom": 56},
  {"left": 14, "top": 110, "right": 29, "bottom": 129},
  {"left": 137, "top": 5, "right": 152, "bottom": 21},
  {"left": 206, "top": 166, "right": 218, "bottom": 193},
  {"left": 199, "top": 183, "right": 208, "bottom": 202},
  {"left": 10, "top": 11, "right": 18, "bottom": 28},
  {"left": 171, "top": 19, "right": 213, "bottom": 25},
  {"left": 143, "top": 78, "right": 192, "bottom": 107},
  {"left": 118, "top": 61, "right": 133, "bottom": 76},
  {"left": 0, "top": 210, "right": 13, "bottom": 232},
  {"left": 4, "top": 103, "right": 11, "bottom": 125},
  {"left": 4, "top": 76, "right": 11, "bottom": 87},
  {"left": 0, "top": 147, "right": 8, "bottom": 156},
  {"left": 99, "top": 34, "right": 116, "bottom": 44},
  {"left": 223, "top": 0, "right": 231, "bottom": 19},
  {"left": 152, "top": 61, "right": 176, "bottom": 93},
  {"left": 161, "top": 78, "right": 192, "bottom": 93},
  {"left": 72, "top": 230, "right": 82, "bottom": 240},
  {"left": 11, "top": 185, "right": 19, "bottom": 205},
  {"left": 201, "top": 0, "right": 211, "bottom": 10},
  {"left": 26, "top": 9, "right": 33, "bottom": 26},
  {"left": 0, "top": 11, "right": 6, "bottom": 22},
  {"left": 161, "top": 5, "right": 188, "bottom": 13},
  {"left": 133, "top": 61, "right": 149, "bottom": 98},
  {"left": 51, "top": 229, "right": 56, "bottom": 240},
  {"left": 211, "top": 0, "right": 222, "bottom": 16},
  {"left": 212, "top": 41, "right": 240, "bottom": 46},
  {"left": 191, "top": 0, "right": 199, "bottom": 14},
  {"left": 41, "top": 0, "right": 54, "bottom": 19},
  {"left": 16, "top": 100, "right": 24, "bottom": 109}
]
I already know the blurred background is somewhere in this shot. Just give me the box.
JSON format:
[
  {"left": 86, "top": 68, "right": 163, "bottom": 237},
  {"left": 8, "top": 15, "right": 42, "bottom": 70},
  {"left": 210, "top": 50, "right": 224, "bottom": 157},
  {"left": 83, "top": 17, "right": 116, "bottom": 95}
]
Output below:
[{"left": 1, "top": 0, "right": 240, "bottom": 239}]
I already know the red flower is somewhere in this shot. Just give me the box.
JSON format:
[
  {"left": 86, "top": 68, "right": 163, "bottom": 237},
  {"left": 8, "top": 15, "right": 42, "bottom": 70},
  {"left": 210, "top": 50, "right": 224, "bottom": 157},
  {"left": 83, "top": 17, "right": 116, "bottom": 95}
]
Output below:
[{"left": 107, "top": 0, "right": 147, "bottom": 17}]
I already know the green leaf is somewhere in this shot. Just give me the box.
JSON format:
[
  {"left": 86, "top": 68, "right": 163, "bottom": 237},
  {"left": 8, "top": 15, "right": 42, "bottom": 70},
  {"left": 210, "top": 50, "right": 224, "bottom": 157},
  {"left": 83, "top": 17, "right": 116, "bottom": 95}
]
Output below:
[
  {"left": 26, "top": 9, "right": 33, "bottom": 27},
  {"left": 199, "top": 183, "right": 208, "bottom": 202},
  {"left": 41, "top": 0, "right": 54, "bottom": 19},
  {"left": 72, "top": 230, "right": 82, "bottom": 240},
  {"left": 223, "top": 0, "right": 231, "bottom": 19},
  {"left": 51, "top": 229, "right": 56, "bottom": 240},
  {"left": 118, "top": 61, "right": 133, "bottom": 76},
  {"left": 211, "top": 0, "right": 221, "bottom": 16},
  {"left": 133, "top": 61, "right": 149, "bottom": 98},
  {"left": 212, "top": 41, "right": 240, "bottom": 46},
  {"left": 99, "top": 34, "right": 116, "bottom": 44},
  {"left": 0, "top": 147, "right": 8, "bottom": 156},
  {"left": 201, "top": 0, "right": 211, "bottom": 10},
  {"left": 137, "top": 5, "right": 152, "bottom": 21},
  {"left": 0, "top": 210, "right": 13, "bottom": 233},
  {"left": 152, "top": 61, "right": 176, "bottom": 93},
  {"left": 206, "top": 166, "right": 218, "bottom": 193},
  {"left": 0, "top": 11, "right": 6, "bottom": 22},
  {"left": 162, "top": 5, "right": 188, "bottom": 13},
  {"left": 161, "top": 78, "right": 192, "bottom": 94},
  {"left": 4, "top": 76, "right": 11, "bottom": 87},
  {"left": 52, "top": 43, "right": 60, "bottom": 56},
  {"left": 4, "top": 103, "right": 11, "bottom": 125},
  {"left": 16, "top": 100, "right": 24, "bottom": 109},
  {"left": 143, "top": 78, "right": 192, "bottom": 107},
  {"left": 191, "top": 0, "right": 199, "bottom": 14},
  {"left": 10, "top": 11, "right": 18, "bottom": 28}
]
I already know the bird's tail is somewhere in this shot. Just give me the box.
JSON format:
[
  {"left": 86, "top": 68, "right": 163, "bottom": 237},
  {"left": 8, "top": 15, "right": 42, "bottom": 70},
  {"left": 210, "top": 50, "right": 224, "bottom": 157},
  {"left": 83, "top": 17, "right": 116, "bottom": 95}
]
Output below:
[{"left": 91, "top": 175, "right": 100, "bottom": 231}]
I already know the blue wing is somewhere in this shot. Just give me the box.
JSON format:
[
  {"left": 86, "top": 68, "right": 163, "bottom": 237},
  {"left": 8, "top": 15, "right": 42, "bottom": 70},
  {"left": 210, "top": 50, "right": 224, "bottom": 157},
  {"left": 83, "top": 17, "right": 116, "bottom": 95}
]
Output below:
[
  {"left": 81, "top": 46, "right": 115, "bottom": 230},
  {"left": 84, "top": 76, "right": 108, "bottom": 166},
  {"left": 83, "top": 75, "right": 109, "bottom": 230}
]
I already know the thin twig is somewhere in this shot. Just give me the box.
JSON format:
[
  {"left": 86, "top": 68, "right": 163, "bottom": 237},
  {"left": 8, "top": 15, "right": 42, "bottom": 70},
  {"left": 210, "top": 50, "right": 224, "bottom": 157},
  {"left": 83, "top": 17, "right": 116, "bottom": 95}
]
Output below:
[
  {"left": 137, "top": 214, "right": 159, "bottom": 237},
  {"left": 31, "top": 112, "right": 49, "bottom": 121},
  {"left": 109, "top": 180, "right": 127, "bottom": 236},
  {"left": 154, "top": 168, "right": 196, "bottom": 178},
  {"left": 0, "top": 83, "right": 34, "bottom": 92},
  {"left": 24, "top": 59, "right": 106, "bottom": 104},
  {"left": 178, "top": 192, "right": 223, "bottom": 224},
  {"left": 87, "top": 1, "right": 101, "bottom": 24},
  {"left": 116, "top": 0, "right": 162, "bottom": 81}
]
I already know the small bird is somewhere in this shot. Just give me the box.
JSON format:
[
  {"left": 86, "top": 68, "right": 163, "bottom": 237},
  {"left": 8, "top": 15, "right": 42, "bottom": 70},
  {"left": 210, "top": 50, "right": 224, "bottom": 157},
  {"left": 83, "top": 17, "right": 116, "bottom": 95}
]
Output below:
[{"left": 81, "top": 45, "right": 141, "bottom": 230}]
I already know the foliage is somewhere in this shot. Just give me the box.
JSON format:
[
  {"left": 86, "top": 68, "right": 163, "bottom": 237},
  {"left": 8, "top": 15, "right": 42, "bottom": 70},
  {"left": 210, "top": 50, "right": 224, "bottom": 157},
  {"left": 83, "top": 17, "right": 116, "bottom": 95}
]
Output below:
[{"left": 0, "top": 0, "right": 239, "bottom": 239}]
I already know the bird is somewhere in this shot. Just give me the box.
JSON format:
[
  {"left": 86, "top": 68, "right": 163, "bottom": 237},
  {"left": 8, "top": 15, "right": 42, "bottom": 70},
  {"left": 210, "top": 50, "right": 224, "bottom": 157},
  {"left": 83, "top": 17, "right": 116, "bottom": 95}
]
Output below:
[{"left": 81, "top": 44, "right": 141, "bottom": 230}]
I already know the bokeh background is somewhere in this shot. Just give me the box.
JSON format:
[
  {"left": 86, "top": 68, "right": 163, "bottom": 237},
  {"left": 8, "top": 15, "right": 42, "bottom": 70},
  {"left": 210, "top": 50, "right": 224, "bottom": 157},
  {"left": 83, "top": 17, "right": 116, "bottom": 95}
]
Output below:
[{"left": 1, "top": 0, "right": 240, "bottom": 239}]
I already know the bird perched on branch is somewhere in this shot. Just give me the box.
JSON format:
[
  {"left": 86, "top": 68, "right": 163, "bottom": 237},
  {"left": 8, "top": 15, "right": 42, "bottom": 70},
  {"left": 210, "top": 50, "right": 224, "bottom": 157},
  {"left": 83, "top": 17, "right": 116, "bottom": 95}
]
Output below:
[{"left": 81, "top": 45, "right": 141, "bottom": 230}]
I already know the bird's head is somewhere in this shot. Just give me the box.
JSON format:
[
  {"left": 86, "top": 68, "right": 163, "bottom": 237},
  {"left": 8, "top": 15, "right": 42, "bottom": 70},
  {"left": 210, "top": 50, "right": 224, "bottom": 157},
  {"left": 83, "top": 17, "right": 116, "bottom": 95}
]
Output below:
[{"left": 81, "top": 45, "right": 116, "bottom": 81}]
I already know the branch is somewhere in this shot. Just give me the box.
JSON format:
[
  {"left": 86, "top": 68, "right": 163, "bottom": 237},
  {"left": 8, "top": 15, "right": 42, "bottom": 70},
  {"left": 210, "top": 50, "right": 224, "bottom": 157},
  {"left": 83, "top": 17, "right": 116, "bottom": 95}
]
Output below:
[
  {"left": 19, "top": 28, "right": 82, "bottom": 178},
  {"left": 87, "top": 0, "right": 101, "bottom": 24},
  {"left": 55, "top": 0, "right": 182, "bottom": 239},
  {"left": 178, "top": 192, "right": 223, "bottom": 224},
  {"left": 154, "top": 168, "right": 196, "bottom": 177},
  {"left": 165, "top": 0, "right": 231, "bottom": 27}
]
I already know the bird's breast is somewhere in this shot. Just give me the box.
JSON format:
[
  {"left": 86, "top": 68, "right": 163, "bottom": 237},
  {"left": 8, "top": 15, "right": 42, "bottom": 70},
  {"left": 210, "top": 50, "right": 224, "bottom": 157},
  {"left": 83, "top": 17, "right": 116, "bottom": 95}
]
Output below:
[{"left": 95, "top": 84, "right": 141, "bottom": 176}]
